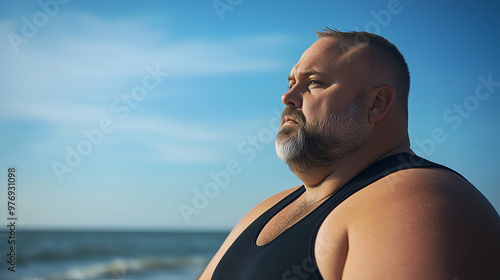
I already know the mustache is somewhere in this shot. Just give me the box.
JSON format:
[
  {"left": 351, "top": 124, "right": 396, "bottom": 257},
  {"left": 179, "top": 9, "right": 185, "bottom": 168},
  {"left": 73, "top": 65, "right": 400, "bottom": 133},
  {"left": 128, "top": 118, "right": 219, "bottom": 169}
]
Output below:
[{"left": 280, "top": 107, "right": 306, "bottom": 126}]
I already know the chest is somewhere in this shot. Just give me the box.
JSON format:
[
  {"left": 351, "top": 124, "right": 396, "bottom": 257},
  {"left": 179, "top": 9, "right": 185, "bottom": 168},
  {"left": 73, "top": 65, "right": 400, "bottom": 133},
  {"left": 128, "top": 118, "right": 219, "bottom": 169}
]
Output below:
[
  {"left": 256, "top": 195, "right": 351, "bottom": 279},
  {"left": 255, "top": 198, "right": 319, "bottom": 246}
]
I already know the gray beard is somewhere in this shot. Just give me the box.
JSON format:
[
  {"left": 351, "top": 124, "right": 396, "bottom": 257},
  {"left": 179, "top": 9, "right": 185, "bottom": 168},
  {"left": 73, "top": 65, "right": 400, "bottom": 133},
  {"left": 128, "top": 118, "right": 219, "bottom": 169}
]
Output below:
[{"left": 275, "top": 92, "right": 369, "bottom": 174}]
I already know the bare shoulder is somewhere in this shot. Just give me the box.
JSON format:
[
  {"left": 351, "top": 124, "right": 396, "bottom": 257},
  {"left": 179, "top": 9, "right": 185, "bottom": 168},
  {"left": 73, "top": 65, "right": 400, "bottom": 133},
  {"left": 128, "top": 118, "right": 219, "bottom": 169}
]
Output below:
[
  {"left": 366, "top": 167, "right": 500, "bottom": 223},
  {"left": 343, "top": 167, "right": 500, "bottom": 229},
  {"left": 318, "top": 168, "right": 500, "bottom": 280},
  {"left": 197, "top": 185, "right": 302, "bottom": 279}
]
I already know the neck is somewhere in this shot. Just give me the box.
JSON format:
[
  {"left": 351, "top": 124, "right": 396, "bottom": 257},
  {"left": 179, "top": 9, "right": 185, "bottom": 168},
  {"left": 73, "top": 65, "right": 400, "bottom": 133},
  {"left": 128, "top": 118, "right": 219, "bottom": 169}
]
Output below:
[{"left": 293, "top": 134, "right": 412, "bottom": 202}]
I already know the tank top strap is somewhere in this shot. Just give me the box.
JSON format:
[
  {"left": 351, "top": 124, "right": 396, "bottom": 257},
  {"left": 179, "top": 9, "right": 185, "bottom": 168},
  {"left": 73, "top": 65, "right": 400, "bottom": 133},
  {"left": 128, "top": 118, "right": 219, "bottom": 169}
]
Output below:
[{"left": 312, "top": 152, "right": 464, "bottom": 235}]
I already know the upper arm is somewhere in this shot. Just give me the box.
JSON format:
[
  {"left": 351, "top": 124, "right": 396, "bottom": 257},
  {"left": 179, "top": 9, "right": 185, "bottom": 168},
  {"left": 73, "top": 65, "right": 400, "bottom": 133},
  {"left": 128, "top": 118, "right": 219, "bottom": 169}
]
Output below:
[
  {"left": 342, "top": 183, "right": 450, "bottom": 280},
  {"left": 198, "top": 186, "right": 301, "bottom": 280},
  {"left": 330, "top": 169, "right": 500, "bottom": 280}
]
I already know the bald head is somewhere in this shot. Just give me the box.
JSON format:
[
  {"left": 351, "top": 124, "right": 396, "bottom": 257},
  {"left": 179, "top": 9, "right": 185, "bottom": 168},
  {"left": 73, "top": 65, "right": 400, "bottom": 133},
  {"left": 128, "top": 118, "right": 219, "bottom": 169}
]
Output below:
[{"left": 316, "top": 28, "right": 410, "bottom": 121}]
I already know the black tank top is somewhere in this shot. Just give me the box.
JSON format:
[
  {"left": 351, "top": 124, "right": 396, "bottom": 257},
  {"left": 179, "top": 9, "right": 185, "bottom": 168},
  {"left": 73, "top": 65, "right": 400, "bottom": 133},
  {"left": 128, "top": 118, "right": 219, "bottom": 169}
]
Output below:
[{"left": 211, "top": 153, "right": 463, "bottom": 279}]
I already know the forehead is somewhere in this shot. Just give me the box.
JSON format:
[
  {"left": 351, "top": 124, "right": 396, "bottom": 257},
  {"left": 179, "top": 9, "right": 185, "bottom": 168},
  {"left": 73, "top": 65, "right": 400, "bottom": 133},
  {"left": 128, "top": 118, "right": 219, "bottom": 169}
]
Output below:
[{"left": 289, "top": 37, "right": 367, "bottom": 78}]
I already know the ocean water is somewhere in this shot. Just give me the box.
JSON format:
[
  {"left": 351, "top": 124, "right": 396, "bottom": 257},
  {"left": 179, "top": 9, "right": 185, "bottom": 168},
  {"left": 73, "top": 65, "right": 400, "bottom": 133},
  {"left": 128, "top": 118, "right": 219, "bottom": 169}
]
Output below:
[{"left": 0, "top": 230, "right": 229, "bottom": 280}]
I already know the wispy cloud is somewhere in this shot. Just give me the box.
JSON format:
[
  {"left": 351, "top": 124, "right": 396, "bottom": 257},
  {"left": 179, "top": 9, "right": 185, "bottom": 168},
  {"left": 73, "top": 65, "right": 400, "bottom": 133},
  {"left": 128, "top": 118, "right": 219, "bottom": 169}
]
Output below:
[
  {"left": 118, "top": 117, "right": 233, "bottom": 143},
  {"left": 152, "top": 142, "right": 224, "bottom": 163},
  {"left": 0, "top": 12, "right": 293, "bottom": 127}
]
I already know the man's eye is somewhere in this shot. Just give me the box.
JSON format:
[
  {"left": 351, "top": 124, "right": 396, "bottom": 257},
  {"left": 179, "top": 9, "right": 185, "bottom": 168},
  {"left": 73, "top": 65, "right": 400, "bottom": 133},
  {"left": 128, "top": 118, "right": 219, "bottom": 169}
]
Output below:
[
  {"left": 308, "top": 80, "right": 323, "bottom": 87},
  {"left": 288, "top": 80, "right": 324, "bottom": 90}
]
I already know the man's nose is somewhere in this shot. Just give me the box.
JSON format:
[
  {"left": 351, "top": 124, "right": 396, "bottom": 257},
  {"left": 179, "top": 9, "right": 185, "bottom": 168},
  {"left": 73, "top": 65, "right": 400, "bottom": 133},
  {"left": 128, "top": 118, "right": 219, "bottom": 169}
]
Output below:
[{"left": 281, "top": 87, "right": 303, "bottom": 108}]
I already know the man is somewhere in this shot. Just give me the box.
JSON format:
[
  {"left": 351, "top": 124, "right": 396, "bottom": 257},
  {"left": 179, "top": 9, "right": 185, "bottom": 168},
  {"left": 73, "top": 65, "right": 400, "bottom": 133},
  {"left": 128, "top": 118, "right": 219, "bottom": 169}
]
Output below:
[{"left": 198, "top": 28, "right": 500, "bottom": 279}]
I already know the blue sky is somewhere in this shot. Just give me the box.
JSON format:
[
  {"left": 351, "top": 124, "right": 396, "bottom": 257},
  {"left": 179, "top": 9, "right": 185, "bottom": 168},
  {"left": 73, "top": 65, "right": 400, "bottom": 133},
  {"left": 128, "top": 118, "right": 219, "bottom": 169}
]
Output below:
[{"left": 0, "top": 0, "right": 499, "bottom": 231}]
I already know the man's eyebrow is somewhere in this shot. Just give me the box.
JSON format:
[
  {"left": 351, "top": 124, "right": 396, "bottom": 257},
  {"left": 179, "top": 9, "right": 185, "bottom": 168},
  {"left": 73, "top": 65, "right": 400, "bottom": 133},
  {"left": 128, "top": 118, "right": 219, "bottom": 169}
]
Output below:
[{"left": 288, "top": 70, "right": 325, "bottom": 81}]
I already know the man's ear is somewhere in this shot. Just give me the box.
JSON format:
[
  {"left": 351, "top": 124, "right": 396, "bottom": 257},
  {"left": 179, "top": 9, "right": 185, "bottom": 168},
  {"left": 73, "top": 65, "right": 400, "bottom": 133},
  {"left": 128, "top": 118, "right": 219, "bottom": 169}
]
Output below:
[{"left": 367, "top": 85, "right": 396, "bottom": 124}]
